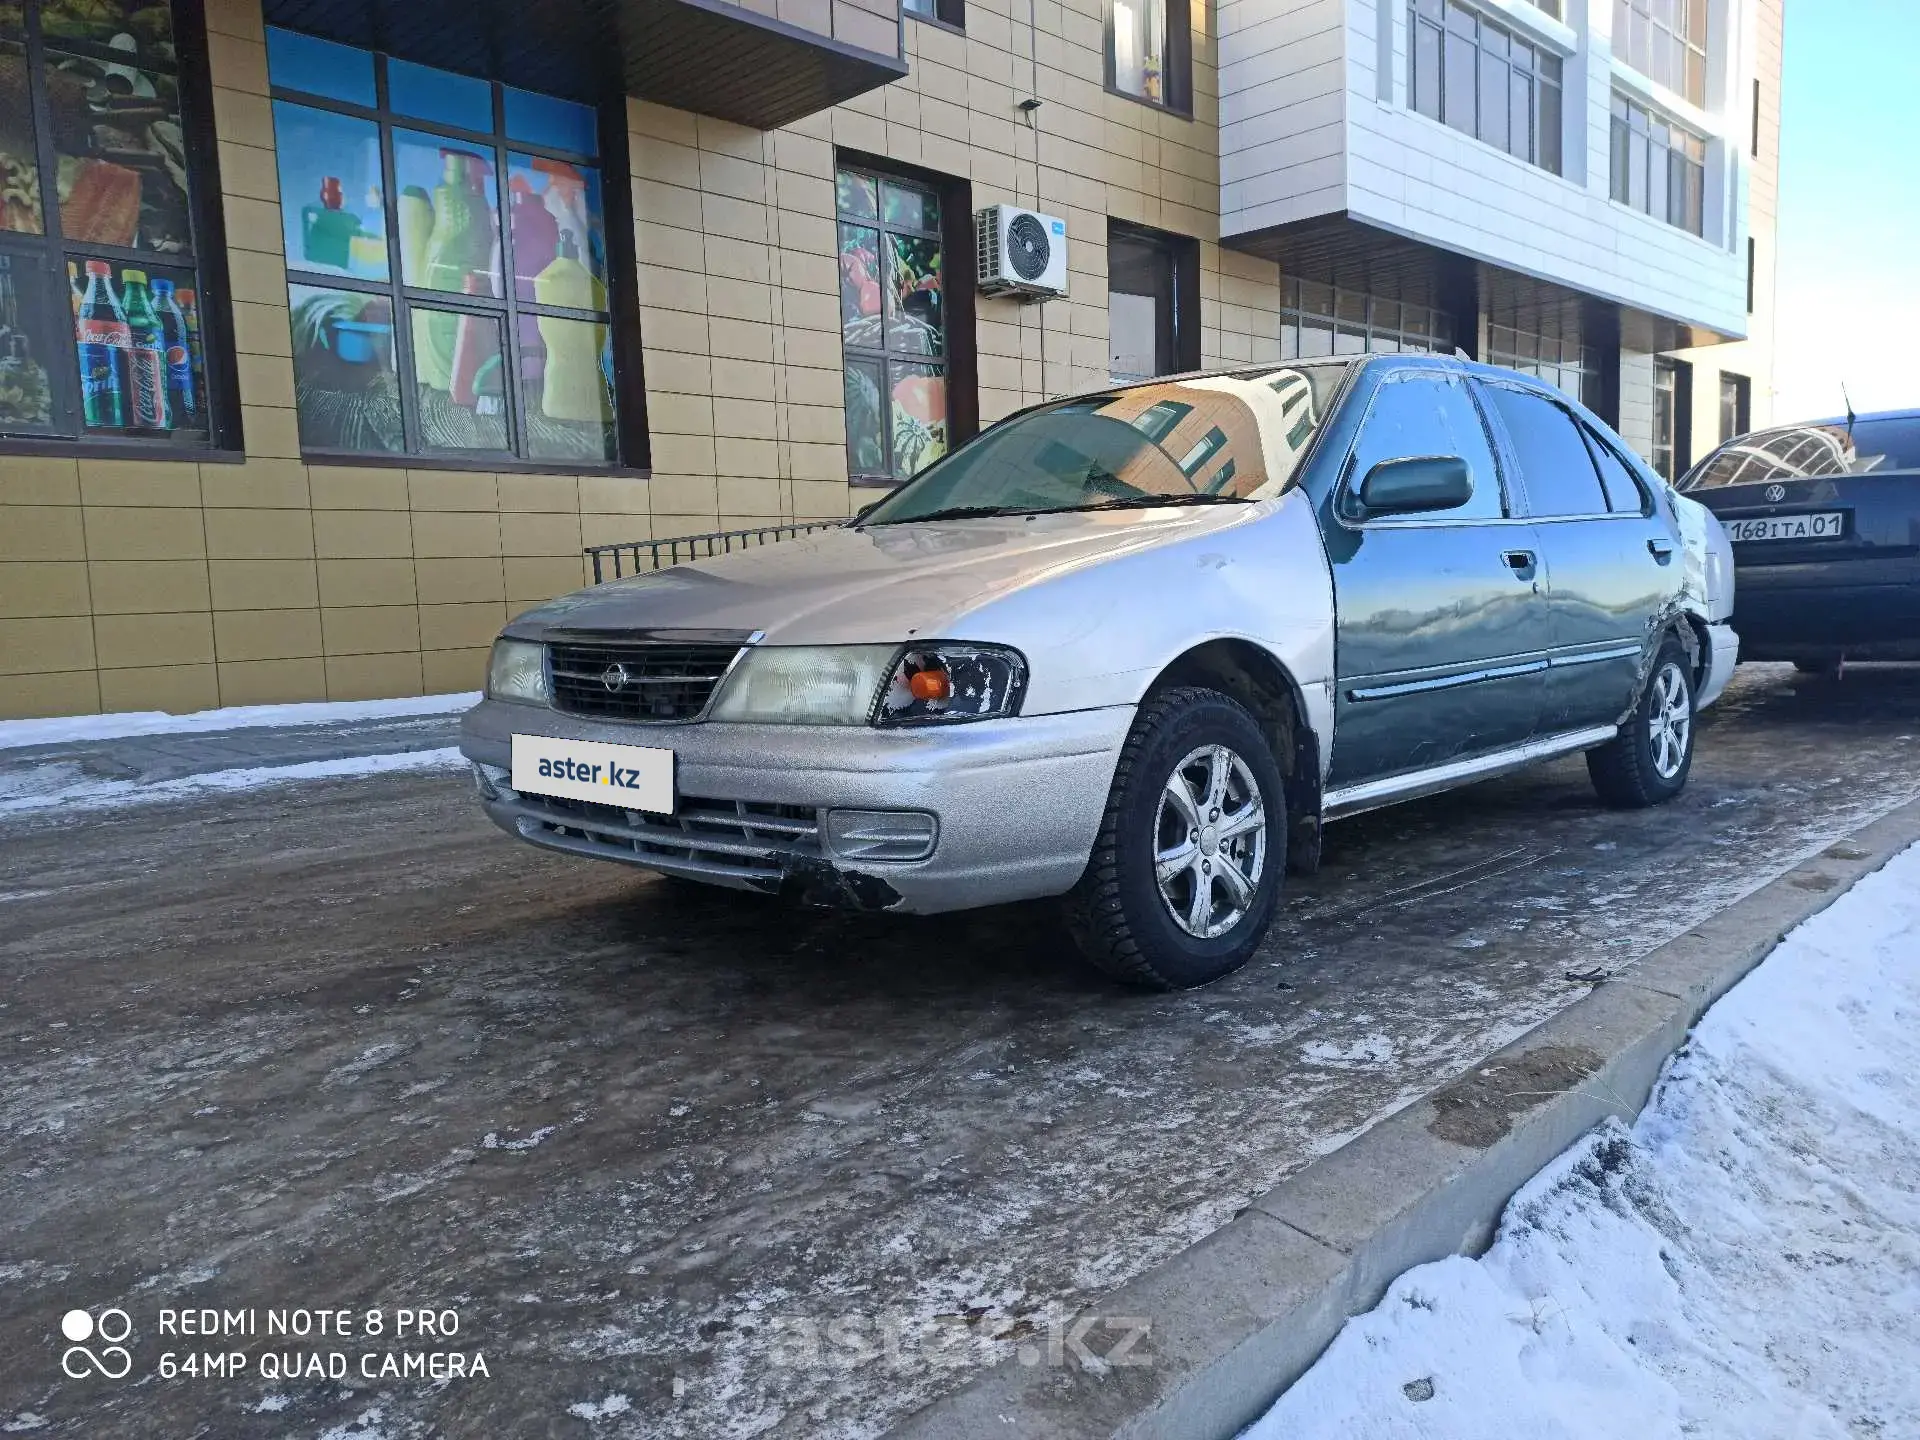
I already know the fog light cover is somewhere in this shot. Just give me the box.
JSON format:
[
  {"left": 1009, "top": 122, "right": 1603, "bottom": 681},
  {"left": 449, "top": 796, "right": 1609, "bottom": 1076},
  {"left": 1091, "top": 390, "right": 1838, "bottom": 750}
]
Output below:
[{"left": 825, "top": 809, "right": 938, "bottom": 862}]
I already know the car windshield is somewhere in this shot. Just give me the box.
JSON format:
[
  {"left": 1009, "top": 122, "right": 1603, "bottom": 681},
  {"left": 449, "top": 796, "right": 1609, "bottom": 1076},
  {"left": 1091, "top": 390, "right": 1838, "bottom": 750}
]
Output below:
[
  {"left": 1682, "top": 415, "right": 1920, "bottom": 490},
  {"left": 861, "top": 365, "right": 1348, "bottom": 524}
]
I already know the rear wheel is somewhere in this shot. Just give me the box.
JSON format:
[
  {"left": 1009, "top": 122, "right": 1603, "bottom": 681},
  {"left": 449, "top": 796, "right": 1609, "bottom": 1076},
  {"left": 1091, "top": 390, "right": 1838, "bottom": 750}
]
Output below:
[
  {"left": 1064, "top": 687, "right": 1286, "bottom": 990},
  {"left": 1587, "top": 639, "right": 1695, "bottom": 808}
]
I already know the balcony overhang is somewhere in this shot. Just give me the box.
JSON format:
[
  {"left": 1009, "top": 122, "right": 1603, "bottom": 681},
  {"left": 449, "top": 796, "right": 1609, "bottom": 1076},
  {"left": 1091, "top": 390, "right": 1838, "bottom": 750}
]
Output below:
[
  {"left": 263, "top": 0, "right": 907, "bottom": 131},
  {"left": 1227, "top": 212, "right": 1741, "bottom": 352}
]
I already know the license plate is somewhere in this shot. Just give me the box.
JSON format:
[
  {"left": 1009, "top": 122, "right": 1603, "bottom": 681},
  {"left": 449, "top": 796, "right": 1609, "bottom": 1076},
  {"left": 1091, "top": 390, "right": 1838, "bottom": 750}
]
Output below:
[
  {"left": 1724, "top": 512, "right": 1845, "bottom": 543},
  {"left": 511, "top": 733, "right": 674, "bottom": 814}
]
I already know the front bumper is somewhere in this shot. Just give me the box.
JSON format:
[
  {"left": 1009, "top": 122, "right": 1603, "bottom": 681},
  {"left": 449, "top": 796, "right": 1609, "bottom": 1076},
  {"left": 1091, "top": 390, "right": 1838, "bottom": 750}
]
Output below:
[
  {"left": 1696, "top": 620, "right": 1739, "bottom": 711},
  {"left": 459, "top": 699, "right": 1133, "bottom": 913}
]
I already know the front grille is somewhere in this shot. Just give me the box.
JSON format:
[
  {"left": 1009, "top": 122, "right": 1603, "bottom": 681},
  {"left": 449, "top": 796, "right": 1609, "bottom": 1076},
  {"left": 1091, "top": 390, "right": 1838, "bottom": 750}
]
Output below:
[
  {"left": 512, "top": 792, "right": 820, "bottom": 886},
  {"left": 547, "top": 641, "right": 742, "bottom": 722}
]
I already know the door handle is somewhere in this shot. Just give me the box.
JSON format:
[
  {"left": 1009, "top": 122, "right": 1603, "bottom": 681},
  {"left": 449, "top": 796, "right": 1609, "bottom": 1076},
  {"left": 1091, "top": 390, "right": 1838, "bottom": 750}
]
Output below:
[
  {"left": 1502, "top": 549, "right": 1537, "bottom": 573},
  {"left": 1647, "top": 537, "right": 1674, "bottom": 561}
]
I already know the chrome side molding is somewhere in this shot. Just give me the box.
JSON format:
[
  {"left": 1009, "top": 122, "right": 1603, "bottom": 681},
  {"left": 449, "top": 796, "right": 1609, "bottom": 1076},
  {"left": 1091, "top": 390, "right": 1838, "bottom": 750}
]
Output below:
[{"left": 1323, "top": 724, "right": 1619, "bottom": 821}]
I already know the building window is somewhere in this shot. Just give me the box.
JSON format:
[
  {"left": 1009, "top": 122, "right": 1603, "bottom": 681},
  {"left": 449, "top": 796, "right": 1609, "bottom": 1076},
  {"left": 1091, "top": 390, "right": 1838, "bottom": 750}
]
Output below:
[
  {"left": 1747, "top": 236, "right": 1756, "bottom": 312},
  {"left": 1108, "top": 222, "right": 1196, "bottom": 383},
  {"left": 1719, "top": 372, "right": 1750, "bottom": 442},
  {"left": 838, "top": 165, "right": 948, "bottom": 485},
  {"left": 1278, "top": 278, "right": 1456, "bottom": 360},
  {"left": 266, "top": 29, "right": 623, "bottom": 466},
  {"left": 1613, "top": 0, "right": 1708, "bottom": 105},
  {"left": 0, "top": 0, "right": 223, "bottom": 447},
  {"left": 1610, "top": 92, "right": 1705, "bottom": 236},
  {"left": 1487, "top": 326, "right": 1602, "bottom": 409},
  {"left": 1751, "top": 78, "right": 1761, "bottom": 156},
  {"left": 1409, "top": 0, "right": 1563, "bottom": 174},
  {"left": 903, "top": 0, "right": 964, "bottom": 28},
  {"left": 1652, "top": 356, "right": 1691, "bottom": 481},
  {"left": 1106, "top": 0, "right": 1191, "bottom": 113}
]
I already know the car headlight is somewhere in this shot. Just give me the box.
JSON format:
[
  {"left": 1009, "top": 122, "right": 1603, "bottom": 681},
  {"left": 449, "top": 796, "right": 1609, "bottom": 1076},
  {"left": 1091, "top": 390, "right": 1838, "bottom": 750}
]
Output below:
[
  {"left": 707, "top": 644, "right": 1027, "bottom": 726},
  {"left": 875, "top": 644, "right": 1026, "bottom": 726},
  {"left": 708, "top": 645, "right": 899, "bottom": 725},
  {"left": 486, "top": 638, "right": 549, "bottom": 704}
]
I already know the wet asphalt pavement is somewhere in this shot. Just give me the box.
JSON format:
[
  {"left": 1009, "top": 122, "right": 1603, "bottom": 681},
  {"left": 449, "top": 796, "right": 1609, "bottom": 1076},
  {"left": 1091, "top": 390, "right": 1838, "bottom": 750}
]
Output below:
[{"left": 1, "top": 663, "right": 1916, "bottom": 1439}]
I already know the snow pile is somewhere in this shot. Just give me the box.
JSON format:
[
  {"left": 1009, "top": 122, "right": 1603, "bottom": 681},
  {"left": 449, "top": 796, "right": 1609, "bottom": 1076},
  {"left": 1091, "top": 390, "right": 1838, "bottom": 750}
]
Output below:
[
  {"left": 0, "top": 747, "right": 466, "bottom": 817},
  {"left": 1248, "top": 842, "right": 1920, "bottom": 1440},
  {"left": 0, "top": 692, "right": 476, "bottom": 751}
]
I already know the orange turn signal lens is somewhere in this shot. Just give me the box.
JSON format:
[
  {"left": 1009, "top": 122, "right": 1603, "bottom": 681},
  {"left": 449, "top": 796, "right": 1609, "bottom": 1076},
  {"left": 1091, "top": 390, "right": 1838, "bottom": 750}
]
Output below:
[{"left": 908, "top": 667, "right": 952, "bottom": 702}]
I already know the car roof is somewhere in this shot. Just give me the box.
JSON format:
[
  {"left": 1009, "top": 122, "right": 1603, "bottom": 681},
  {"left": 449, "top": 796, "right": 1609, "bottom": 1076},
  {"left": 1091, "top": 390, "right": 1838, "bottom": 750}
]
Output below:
[{"left": 1770, "top": 407, "right": 1920, "bottom": 430}]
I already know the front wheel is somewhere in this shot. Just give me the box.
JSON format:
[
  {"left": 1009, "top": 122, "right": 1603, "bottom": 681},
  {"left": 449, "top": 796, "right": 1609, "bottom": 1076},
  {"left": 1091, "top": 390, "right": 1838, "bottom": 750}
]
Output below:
[
  {"left": 1587, "top": 639, "right": 1695, "bottom": 808},
  {"left": 1063, "top": 687, "right": 1286, "bottom": 990}
]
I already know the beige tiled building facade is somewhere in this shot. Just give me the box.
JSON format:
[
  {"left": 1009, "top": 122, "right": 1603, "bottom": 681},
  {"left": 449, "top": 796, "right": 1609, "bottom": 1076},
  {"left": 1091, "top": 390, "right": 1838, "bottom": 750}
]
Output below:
[{"left": 0, "top": 0, "right": 1781, "bottom": 718}]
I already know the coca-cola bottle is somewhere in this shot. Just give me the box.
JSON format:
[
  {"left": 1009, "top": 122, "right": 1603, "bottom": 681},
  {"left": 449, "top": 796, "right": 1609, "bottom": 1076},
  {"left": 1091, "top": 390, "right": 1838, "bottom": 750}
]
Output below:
[
  {"left": 120, "top": 269, "right": 169, "bottom": 429},
  {"left": 75, "top": 260, "right": 131, "bottom": 429}
]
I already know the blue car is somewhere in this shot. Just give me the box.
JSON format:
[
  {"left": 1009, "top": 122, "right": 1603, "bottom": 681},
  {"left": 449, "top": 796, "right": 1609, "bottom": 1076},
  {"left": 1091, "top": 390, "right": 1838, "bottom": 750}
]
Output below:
[{"left": 1681, "top": 409, "right": 1920, "bottom": 674}]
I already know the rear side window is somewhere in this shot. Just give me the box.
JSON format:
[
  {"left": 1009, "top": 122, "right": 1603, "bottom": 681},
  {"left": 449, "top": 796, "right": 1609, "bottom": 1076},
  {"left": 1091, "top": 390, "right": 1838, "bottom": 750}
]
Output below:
[
  {"left": 1348, "top": 371, "right": 1505, "bottom": 521},
  {"left": 1485, "top": 385, "right": 1608, "bottom": 518},
  {"left": 1684, "top": 416, "right": 1920, "bottom": 489},
  {"left": 1582, "top": 423, "right": 1650, "bottom": 514}
]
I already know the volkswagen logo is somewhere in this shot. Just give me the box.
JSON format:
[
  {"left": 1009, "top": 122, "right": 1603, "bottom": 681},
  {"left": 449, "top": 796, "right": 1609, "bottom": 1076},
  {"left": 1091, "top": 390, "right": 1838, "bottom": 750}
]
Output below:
[
  {"left": 1765, "top": 483, "right": 1787, "bottom": 502},
  {"left": 600, "top": 662, "right": 631, "bottom": 693}
]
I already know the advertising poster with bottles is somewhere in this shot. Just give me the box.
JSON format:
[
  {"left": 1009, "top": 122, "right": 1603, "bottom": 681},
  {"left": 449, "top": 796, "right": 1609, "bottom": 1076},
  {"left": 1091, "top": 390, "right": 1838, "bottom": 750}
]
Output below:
[{"left": 0, "top": 0, "right": 210, "bottom": 442}]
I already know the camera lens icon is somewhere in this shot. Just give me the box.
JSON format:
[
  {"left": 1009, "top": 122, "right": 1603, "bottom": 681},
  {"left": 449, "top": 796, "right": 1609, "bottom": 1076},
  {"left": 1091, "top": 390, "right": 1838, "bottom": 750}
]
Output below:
[{"left": 59, "top": 1308, "right": 133, "bottom": 1379}]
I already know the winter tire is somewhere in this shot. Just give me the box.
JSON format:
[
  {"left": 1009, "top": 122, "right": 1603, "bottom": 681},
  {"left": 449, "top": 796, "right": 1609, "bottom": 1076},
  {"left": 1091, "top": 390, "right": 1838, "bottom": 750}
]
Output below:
[
  {"left": 1064, "top": 686, "right": 1287, "bottom": 990},
  {"left": 1586, "top": 638, "right": 1695, "bottom": 808}
]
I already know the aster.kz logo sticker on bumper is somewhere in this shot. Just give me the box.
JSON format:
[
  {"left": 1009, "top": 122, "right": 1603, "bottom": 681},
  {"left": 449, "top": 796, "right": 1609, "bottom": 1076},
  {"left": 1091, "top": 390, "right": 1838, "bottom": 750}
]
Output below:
[{"left": 511, "top": 734, "right": 674, "bottom": 814}]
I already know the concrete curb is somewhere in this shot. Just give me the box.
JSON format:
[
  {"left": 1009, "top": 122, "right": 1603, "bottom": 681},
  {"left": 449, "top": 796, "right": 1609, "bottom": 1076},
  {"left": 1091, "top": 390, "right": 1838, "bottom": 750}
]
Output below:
[{"left": 889, "top": 793, "right": 1920, "bottom": 1440}]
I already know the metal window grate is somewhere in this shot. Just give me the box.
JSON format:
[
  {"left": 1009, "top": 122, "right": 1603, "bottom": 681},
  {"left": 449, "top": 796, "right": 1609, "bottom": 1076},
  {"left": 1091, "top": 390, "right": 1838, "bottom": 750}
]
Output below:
[{"left": 584, "top": 521, "right": 843, "bottom": 582}]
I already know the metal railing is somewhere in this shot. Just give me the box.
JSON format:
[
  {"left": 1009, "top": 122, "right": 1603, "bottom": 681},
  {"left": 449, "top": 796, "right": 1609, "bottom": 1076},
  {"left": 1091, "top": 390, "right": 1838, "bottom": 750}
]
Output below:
[{"left": 585, "top": 520, "right": 845, "bottom": 583}]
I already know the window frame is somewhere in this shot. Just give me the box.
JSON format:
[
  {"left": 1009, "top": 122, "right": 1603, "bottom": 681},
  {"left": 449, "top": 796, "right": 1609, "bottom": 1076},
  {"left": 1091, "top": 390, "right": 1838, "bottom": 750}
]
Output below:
[
  {"left": 1609, "top": 90, "right": 1706, "bottom": 237},
  {"left": 1613, "top": 0, "right": 1709, "bottom": 106},
  {"left": 1104, "top": 0, "right": 1193, "bottom": 117},
  {"left": 1408, "top": 0, "right": 1564, "bottom": 175},
  {"left": 1106, "top": 219, "right": 1198, "bottom": 384},
  {"left": 1278, "top": 276, "right": 1458, "bottom": 361},
  {"left": 1578, "top": 417, "right": 1652, "bottom": 515},
  {"left": 1718, "top": 372, "right": 1751, "bottom": 443},
  {"left": 267, "top": 34, "right": 644, "bottom": 474},
  {"left": 0, "top": 0, "right": 241, "bottom": 459},
  {"left": 836, "top": 158, "right": 972, "bottom": 489},
  {"left": 902, "top": 0, "right": 966, "bottom": 31},
  {"left": 1336, "top": 365, "right": 1513, "bottom": 528},
  {"left": 1480, "top": 378, "right": 1616, "bottom": 521}
]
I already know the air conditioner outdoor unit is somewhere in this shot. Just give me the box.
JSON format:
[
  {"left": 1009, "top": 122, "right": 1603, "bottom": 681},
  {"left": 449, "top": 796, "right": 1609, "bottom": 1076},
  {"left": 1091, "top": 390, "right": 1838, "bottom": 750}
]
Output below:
[{"left": 975, "top": 204, "right": 1068, "bottom": 299}]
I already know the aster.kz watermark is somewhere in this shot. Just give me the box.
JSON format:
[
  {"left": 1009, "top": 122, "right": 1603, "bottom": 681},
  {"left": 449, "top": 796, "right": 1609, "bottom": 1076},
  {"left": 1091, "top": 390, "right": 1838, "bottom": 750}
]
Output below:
[{"left": 760, "top": 1302, "right": 1153, "bottom": 1375}]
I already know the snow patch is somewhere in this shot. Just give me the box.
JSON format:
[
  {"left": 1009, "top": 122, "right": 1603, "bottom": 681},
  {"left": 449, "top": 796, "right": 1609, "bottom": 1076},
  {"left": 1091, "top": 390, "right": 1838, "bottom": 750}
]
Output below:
[
  {"left": 482, "top": 1126, "right": 557, "bottom": 1152},
  {"left": 0, "top": 747, "right": 466, "bottom": 817},
  {"left": 1247, "top": 841, "right": 1920, "bottom": 1440},
  {"left": 566, "top": 1394, "right": 632, "bottom": 1421},
  {"left": 0, "top": 693, "right": 476, "bottom": 750}
]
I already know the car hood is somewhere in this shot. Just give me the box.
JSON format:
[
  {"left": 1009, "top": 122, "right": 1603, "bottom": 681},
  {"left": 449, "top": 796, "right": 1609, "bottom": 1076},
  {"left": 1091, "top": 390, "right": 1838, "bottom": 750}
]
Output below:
[{"left": 508, "top": 507, "right": 1265, "bottom": 646}]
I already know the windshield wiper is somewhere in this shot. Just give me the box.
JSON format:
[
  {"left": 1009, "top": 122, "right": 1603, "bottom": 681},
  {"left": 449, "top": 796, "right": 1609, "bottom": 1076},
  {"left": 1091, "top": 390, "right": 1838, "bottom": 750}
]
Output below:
[
  {"left": 1081, "top": 493, "right": 1248, "bottom": 510},
  {"left": 864, "top": 504, "right": 1037, "bottom": 525}
]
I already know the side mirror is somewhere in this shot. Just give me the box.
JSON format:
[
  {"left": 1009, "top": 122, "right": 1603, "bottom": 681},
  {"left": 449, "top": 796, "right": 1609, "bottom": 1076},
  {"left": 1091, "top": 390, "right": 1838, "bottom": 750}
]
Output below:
[{"left": 1357, "top": 455, "right": 1473, "bottom": 516}]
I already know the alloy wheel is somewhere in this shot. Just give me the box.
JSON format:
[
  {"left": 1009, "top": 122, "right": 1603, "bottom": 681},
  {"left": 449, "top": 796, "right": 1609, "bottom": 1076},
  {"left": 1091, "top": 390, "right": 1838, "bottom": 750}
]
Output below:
[
  {"left": 1153, "top": 743, "right": 1268, "bottom": 939},
  {"left": 1648, "top": 661, "right": 1692, "bottom": 780}
]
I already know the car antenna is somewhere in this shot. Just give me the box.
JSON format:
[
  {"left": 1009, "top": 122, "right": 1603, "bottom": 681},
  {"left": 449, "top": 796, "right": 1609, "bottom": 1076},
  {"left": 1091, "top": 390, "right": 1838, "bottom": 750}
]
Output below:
[{"left": 1841, "top": 381, "right": 1857, "bottom": 437}]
